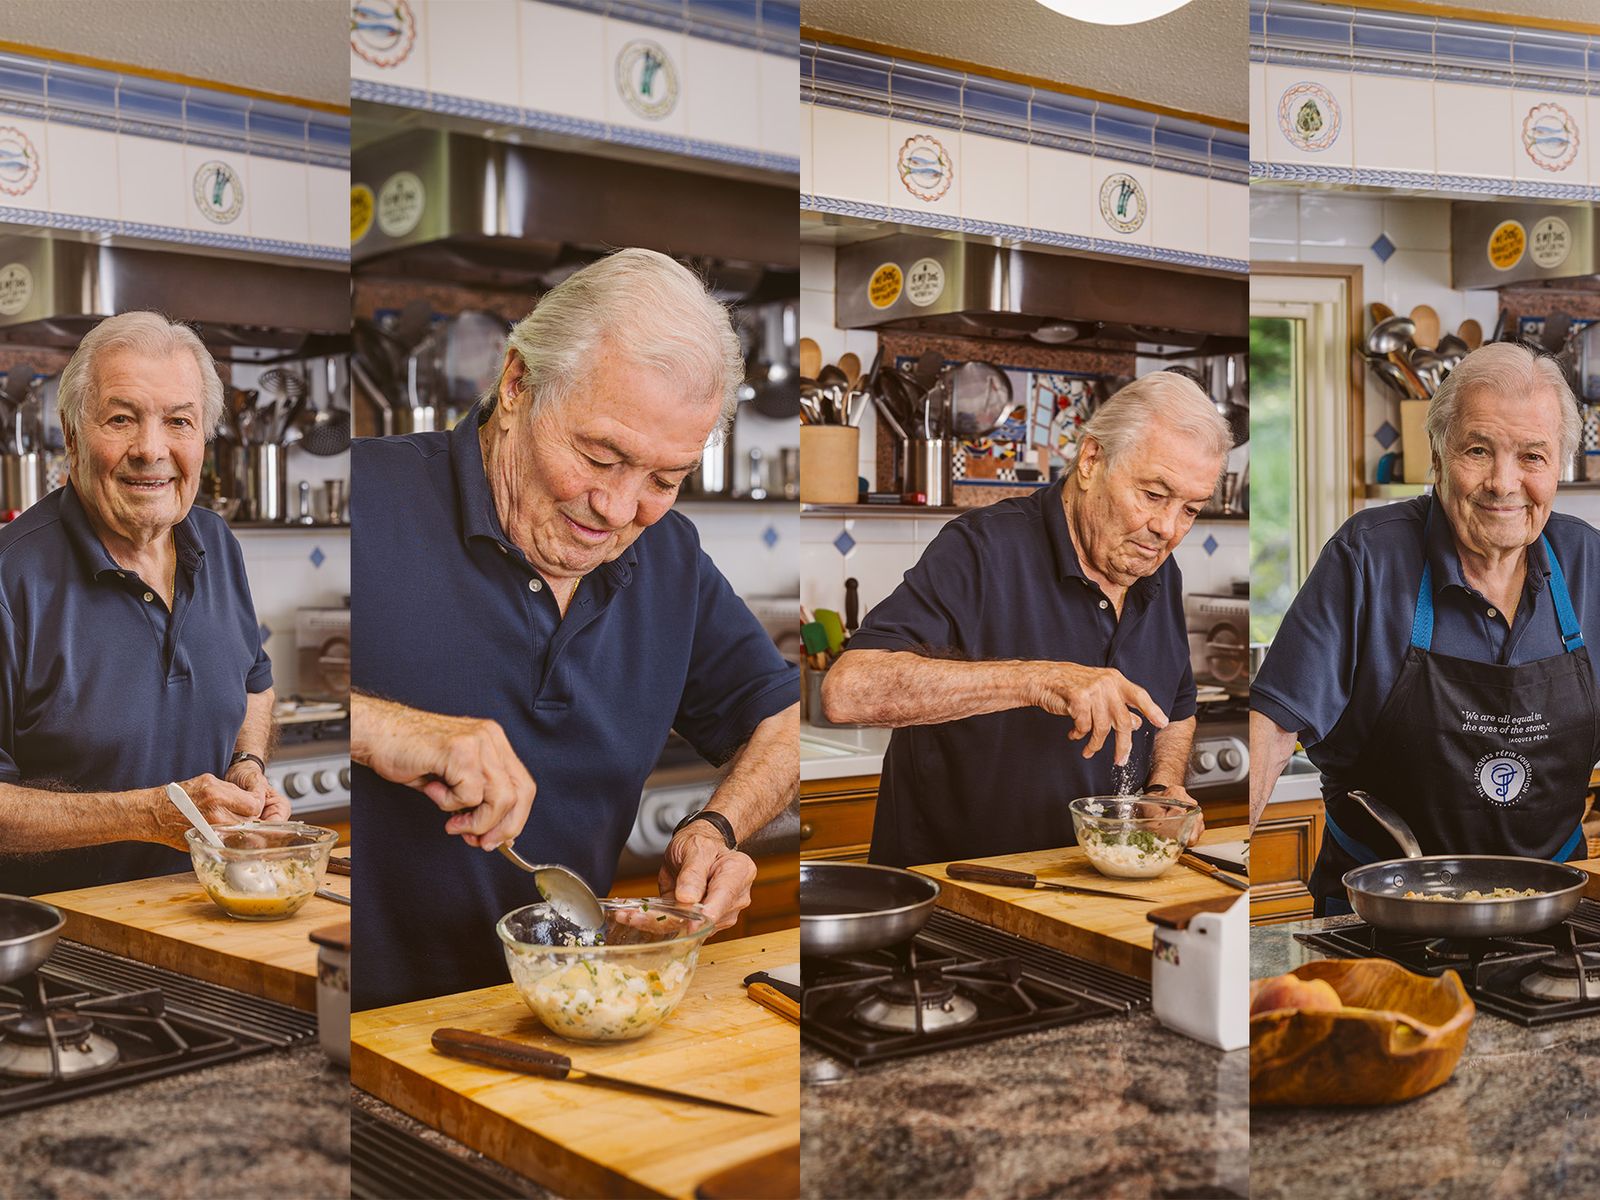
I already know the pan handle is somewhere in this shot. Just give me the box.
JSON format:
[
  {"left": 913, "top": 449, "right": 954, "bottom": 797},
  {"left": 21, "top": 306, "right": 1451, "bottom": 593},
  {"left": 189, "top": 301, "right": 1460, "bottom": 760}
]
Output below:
[{"left": 1345, "top": 790, "right": 1423, "bottom": 859}]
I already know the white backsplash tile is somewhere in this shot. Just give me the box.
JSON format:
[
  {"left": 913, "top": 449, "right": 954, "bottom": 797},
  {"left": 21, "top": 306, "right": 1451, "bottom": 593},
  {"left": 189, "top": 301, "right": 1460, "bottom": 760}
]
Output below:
[
  {"left": 759, "top": 53, "right": 800, "bottom": 160},
  {"left": 1350, "top": 73, "right": 1433, "bottom": 174},
  {"left": 521, "top": 1, "right": 607, "bottom": 122},
  {"left": 1209, "top": 179, "right": 1249, "bottom": 263},
  {"left": 960, "top": 131, "right": 1028, "bottom": 229},
  {"left": 1026, "top": 143, "right": 1092, "bottom": 238},
  {"left": 1151, "top": 168, "right": 1209, "bottom": 257},
  {"left": 811, "top": 105, "right": 888, "bottom": 206},
  {"left": 685, "top": 35, "right": 762, "bottom": 150},
  {"left": 1297, "top": 191, "right": 1382, "bottom": 247},
  {"left": 1380, "top": 197, "right": 1452, "bottom": 253},
  {"left": 236, "top": 529, "right": 350, "bottom": 697},
  {"left": 117, "top": 133, "right": 186, "bottom": 228},
  {"left": 44, "top": 122, "right": 116, "bottom": 220},
  {"left": 428, "top": 0, "right": 521, "bottom": 107},
  {"left": 246, "top": 155, "right": 310, "bottom": 245},
  {"left": 307, "top": 165, "right": 349, "bottom": 250},
  {"left": 1434, "top": 81, "right": 1514, "bottom": 179},
  {"left": 1249, "top": 187, "right": 1299, "bottom": 248},
  {"left": 799, "top": 100, "right": 813, "bottom": 193},
  {"left": 1248, "top": 62, "right": 1267, "bottom": 162}
]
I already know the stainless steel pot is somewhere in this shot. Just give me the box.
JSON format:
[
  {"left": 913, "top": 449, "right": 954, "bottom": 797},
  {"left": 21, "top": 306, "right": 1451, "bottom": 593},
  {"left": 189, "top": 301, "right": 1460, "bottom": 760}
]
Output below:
[
  {"left": 0, "top": 895, "right": 64, "bottom": 983},
  {"left": 800, "top": 861, "right": 940, "bottom": 956},
  {"left": 1339, "top": 790, "right": 1587, "bottom": 937}
]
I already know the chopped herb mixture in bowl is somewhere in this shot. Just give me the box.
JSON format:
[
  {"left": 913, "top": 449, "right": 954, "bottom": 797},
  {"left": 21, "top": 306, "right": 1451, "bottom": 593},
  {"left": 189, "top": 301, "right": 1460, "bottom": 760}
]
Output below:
[
  {"left": 1068, "top": 795, "right": 1201, "bottom": 880},
  {"left": 186, "top": 822, "right": 338, "bottom": 920},
  {"left": 496, "top": 897, "right": 715, "bottom": 1042}
]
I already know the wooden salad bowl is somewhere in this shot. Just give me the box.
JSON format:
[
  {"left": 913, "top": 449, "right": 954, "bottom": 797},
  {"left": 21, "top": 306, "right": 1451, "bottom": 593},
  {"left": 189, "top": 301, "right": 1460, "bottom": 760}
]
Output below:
[{"left": 1250, "top": 958, "right": 1475, "bottom": 1107}]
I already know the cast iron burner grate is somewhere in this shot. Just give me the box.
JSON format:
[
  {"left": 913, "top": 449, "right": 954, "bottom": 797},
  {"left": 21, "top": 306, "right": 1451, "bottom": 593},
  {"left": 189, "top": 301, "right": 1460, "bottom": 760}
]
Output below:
[
  {"left": 0, "top": 939, "right": 314, "bottom": 1115},
  {"left": 803, "top": 908, "right": 1150, "bottom": 1067},
  {"left": 1297, "top": 898, "right": 1600, "bottom": 1027}
]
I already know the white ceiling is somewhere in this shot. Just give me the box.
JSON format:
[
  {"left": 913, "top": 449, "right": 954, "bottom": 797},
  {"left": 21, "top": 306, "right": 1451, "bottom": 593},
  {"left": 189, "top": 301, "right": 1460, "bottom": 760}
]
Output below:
[
  {"left": 0, "top": 0, "right": 349, "bottom": 106},
  {"left": 803, "top": 0, "right": 1249, "bottom": 125}
]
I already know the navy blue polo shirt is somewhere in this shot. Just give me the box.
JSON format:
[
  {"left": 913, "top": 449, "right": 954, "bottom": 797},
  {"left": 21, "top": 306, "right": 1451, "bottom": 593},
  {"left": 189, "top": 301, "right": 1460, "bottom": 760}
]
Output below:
[
  {"left": 0, "top": 484, "right": 271, "bottom": 894},
  {"left": 350, "top": 406, "right": 797, "bottom": 1010},
  {"left": 1253, "top": 495, "right": 1600, "bottom": 790},
  {"left": 848, "top": 478, "right": 1198, "bottom": 867}
]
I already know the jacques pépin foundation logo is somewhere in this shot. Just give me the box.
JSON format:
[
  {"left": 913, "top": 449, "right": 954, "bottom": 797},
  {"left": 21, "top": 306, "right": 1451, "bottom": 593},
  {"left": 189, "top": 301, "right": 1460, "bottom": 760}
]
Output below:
[
  {"left": 193, "top": 161, "right": 244, "bottom": 226},
  {"left": 616, "top": 40, "right": 679, "bottom": 120}
]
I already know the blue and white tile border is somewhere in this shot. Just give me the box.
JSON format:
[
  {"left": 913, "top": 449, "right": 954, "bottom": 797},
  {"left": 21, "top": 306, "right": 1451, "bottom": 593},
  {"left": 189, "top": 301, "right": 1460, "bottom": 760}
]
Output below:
[
  {"left": 542, "top": 0, "right": 799, "bottom": 57},
  {"left": 1251, "top": 0, "right": 1600, "bottom": 200}
]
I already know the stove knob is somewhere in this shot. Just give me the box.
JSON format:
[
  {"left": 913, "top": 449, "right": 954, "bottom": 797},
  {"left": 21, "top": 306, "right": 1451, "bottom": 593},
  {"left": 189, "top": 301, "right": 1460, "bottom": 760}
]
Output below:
[
  {"left": 282, "top": 772, "right": 308, "bottom": 800},
  {"left": 1197, "top": 751, "right": 1218, "bottom": 772},
  {"left": 339, "top": 767, "right": 351, "bottom": 789},
  {"left": 313, "top": 770, "right": 336, "bottom": 793},
  {"left": 1219, "top": 748, "right": 1243, "bottom": 771}
]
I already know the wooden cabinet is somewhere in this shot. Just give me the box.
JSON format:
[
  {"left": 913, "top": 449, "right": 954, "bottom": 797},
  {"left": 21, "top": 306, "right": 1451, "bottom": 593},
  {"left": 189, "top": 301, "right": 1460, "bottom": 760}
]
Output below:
[
  {"left": 1250, "top": 797, "right": 1325, "bottom": 925},
  {"left": 800, "top": 774, "right": 879, "bottom": 862}
]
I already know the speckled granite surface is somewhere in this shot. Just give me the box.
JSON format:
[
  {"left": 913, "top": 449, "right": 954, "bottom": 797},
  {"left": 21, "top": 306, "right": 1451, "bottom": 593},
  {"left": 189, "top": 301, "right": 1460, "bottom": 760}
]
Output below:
[
  {"left": 1252, "top": 918, "right": 1600, "bottom": 1200},
  {"left": 0, "top": 1044, "right": 349, "bottom": 1200},
  {"left": 801, "top": 1013, "right": 1248, "bottom": 1199},
  {"left": 351, "top": 1087, "right": 557, "bottom": 1199}
]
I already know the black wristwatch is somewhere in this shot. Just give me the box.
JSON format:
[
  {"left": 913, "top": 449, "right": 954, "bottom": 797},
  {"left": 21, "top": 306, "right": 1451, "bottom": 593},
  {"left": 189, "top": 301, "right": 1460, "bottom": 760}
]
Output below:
[
  {"left": 227, "top": 751, "right": 267, "bottom": 775},
  {"left": 673, "top": 809, "right": 737, "bottom": 850}
]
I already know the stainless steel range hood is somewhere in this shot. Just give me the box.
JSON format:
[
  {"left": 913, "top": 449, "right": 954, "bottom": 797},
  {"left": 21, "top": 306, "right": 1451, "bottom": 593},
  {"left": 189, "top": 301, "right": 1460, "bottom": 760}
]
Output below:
[
  {"left": 1451, "top": 201, "right": 1597, "bottom": 289},
  {"left": 834, "top": 234, "right": 1247, "bottom": 353},
  {"left": 351, "top": 130, "right": 796, "bottom": 295},
  {"left": 0, "top": 236, "right": 348, "bottom": 351}
]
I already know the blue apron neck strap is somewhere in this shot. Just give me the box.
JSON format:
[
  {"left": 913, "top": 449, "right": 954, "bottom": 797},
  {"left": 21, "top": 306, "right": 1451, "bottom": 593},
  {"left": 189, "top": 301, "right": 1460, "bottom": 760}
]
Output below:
[{"left": 1413, "top": 513, "right": 1583, "bottom": 654}]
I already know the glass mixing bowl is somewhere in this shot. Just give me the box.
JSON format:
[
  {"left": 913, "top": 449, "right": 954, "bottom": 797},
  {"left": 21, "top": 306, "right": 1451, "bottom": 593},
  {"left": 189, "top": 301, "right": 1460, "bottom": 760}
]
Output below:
[
  {"left": 1069, "top": 795, "right": 1201, "bottom": 879},
  {"left": 496, "top": 897, "right": 715, "bottom": 1043},
  {"left": 185, "top": 822, "right": 338, "bottom": 920}
]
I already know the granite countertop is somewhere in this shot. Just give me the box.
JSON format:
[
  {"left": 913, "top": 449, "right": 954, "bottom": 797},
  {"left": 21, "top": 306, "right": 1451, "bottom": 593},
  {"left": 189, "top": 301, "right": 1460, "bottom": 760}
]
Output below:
[
  {"left": 802, "top": 1013, "right": 1248, "bottom": 1199},
  {"left": 0, "top": 1044, "right": 349, "bottom": 1200},
  {"left": 1252, "top": 918, "right": 1600, "bottom": 1200},
  {"left": 351, "top": 1087, "right": 557, "bottom": 1199}
]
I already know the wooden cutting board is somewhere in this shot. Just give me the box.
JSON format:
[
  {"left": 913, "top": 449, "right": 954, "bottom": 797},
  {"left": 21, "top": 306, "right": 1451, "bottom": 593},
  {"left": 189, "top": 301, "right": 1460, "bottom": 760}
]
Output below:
[
  {"left": 37, "top": 849, "right": 351, "bottom": 1012},
  {"left": 910, "top": 828, "right": 1244, "bottom": 981},
  {"left": 352, "top": 928, "right": 800, "bottom": 1200}
]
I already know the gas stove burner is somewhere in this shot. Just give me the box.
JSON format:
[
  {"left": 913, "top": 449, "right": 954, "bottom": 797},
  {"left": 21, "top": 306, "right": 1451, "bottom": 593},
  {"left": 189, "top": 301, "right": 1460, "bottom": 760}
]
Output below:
[
  {"left": 1519, "top": 951, "right": 1600, "bottom": 1002},
  {"left": 851, "top": 975, "right": 980, "bottom": 1033},
  {"left": 0, "top": 1016, "right": 120, "bottom": 1079}
]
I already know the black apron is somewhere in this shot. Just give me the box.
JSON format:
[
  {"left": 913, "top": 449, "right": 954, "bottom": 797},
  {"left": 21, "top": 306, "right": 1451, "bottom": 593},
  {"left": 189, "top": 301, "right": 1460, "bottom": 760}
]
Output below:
[{"left": 1309, "top": 526, "right": 1599, "bottom": 916}]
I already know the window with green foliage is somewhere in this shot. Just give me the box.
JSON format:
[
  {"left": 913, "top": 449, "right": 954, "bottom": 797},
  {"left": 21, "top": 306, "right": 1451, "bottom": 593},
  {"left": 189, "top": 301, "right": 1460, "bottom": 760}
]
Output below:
[{"left": 1250, "top": 316, "right": 1301, "bottom": 644}]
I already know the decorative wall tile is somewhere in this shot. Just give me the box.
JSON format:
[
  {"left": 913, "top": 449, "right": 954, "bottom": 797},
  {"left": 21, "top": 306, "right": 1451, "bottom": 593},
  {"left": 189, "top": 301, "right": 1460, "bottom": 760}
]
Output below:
[
  {"left": 1264, "top": 65, "right": 1352, "bottom": 167},
  {"left": 1151, "top": 168, "right": 1209, "bottom": 257},
  {"left": 686, "top": 32, "right": 761, "bottom": 149},
  {"left": 246, "top": 154, "right": 310, "bottom": 245},
  {"left": 429, "top": 0, "right": 521, "bottom": 108},
  {"left": 812, "top": 105, "right": 886, "bottom": 206},
  {"left": 604, "top": 17, "right": 688, "bottom": 136},
  {"left": 49, "top": 122, "right": 121, "bottom": 220},
  {"left": 1433, "top": 81, "right": 1514, "bottom": 180},
  {"left": 0, "top": 115, "right": 49, "bottom": 213},
  {"left": 759, "top": 50, "right": 799, "bottom": 158},
  {"left": 1025, "top": 142, "right": 1092, "bottom": 240},
  {"left": 886, "top": 120, "right": 959, "bottom": 216},
  {"left": 117, "top": 133, "right": 185, "bottom": 228},
  {"left": 521, "top": 3, "right": 607, "bottom": 121},
  {"left": 960, "top": 131, "right": 1027, "bottom": 230},
  {"left": 1512, "top": 90, "right": 1587, "bottom": 183},
  {"left": 307, "top": 165, "right": 348, "bottom": 250},
  {"left": 1208, "top": 179, "right": 1248, "bottom": 264},
  {"left": 352, "top": 0, "right": 428, "bottom": 89},
  {"left": 1090, "top": 159, "right": 1151, "bottom": 246},
  {"left": 1349, "top": 73, "right": 1433, "bottom": 174},
  {"left": 182, "top": 144, "right": 250, "bottom": 237}
]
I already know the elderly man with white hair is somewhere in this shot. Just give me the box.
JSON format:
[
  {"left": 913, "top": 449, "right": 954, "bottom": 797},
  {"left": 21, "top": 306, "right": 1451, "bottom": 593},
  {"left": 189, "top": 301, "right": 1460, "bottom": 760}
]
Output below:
[
  {"left": 350, "top": 249, "right": 799, "bottom": 1009},
  {"left": 823, "top": 371, "right": 1231, "bottom": 867},
  {"left": 0, "top": 312, "right": 283, "bottom": 893},
  {"left": 1250, "top": 342, "right": 1600, "bottom": 916}
]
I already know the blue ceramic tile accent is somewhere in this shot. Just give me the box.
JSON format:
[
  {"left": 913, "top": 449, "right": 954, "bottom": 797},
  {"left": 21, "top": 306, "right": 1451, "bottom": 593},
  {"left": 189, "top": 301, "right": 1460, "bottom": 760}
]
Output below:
[
  {"left": 1512, "top": 30, "right": 1587, "bottom": 75},
  {"left": 1154, "top": 124, "right": 1210, "bottom": 163},
  {"left": 1371, "top": 233, "right": 1395, "bottom": 263},
  {"left": 307, "top": 116, "right": 350, "bottom": 154},
  {"left": 1249, "top": 6, "right": 1264, "bottom": 39},
  {"left": 1265, "top": 10, "right": 1352, "bottom": 49},
  {"left": 0, "top": 53, "right": 46, "bottom": 103},
  {"left": 117, "top": 76, "right": 186, "bottom": 125},
  {"left": 1351, "top": 14, "right": 1434, "bottom": 59},
  {"left": 761, "top": 1, "right": 800, "bottom": 34},
  {"left": 1374, "top": 421, "right": 1399, "bottom": 450},
  {"left": 890, "top": 61, "right": 964, "bottom": 115},
  {"left": 1029, "top": 91, "right": 1094, "bottom": 140},
  {"left": 813, "top": 45, "right": 891, "bottom": 98},
  {"left": 1434, "top": 25, "right": 1513, "bottom": 67},
  {"left": 1094, "top": 111, "right": 1154, "bottom": 152},
  {"left": 608, "top": 1, "right": 689, "bottom": 35},
  {"left": 688, "top": 0, "right": 760, "bottom": 28},
  {"left": 185, "top": 91, "right": 249, "bottom": 137},
  {"left": 309, "top": 548, "right": 325, "bottom": 568},
  {"left": 963, "top": 76, "right": 1030, "bottom": 126},
  {"left": 1211, "top": 136, "right": 1250, "bottom": 166},
  {"left": 1202, "top": 534, "right": 1219, "bottom": 557},
  {"left": 761, "top": 525, "right": 779, "bottom": 549},
  {"left": 45, "top": 65, "right": 116, "bottom": 114},
  {"left": 833, "top": 530, "right": 855, "bottom": 556}
]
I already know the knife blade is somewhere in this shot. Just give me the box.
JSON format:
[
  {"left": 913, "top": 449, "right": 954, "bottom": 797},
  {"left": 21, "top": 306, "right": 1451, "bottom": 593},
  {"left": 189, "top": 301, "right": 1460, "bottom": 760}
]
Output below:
[
  {"left": 947, "top": 862, "right": 1147, "bottom": 900},
  {"left": 431, "top": 1028, "right": 775, "bottom": 1116}
]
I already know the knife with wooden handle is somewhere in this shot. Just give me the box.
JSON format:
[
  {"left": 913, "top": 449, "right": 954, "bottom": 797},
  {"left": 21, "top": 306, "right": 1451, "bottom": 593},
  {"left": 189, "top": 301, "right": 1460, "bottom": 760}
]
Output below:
[
  {"left": 947, "top": 862, "right": 1146, "bottom": 900},
  {"left": 430, "top": 1028, "right": 775, "bottom": 1116},
  {"left": 747, "top": 982, "right": 800, "bottom": 1025},
  {"left": 1179, "top": 853, "right": 1249, "bottom": 891}
]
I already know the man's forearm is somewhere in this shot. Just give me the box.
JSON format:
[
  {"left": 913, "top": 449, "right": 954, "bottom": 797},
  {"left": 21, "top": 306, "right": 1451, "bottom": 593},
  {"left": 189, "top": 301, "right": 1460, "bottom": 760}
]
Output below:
[
  {"left": 233, "top": 688, "right": 277, "bottom": 762},
  {"left": 822, "top": 649, "right": 1049, "bottom": 728},
  {"left": 1147, "top": 716, "right": 1196, "bottom": 789},
  {"left": 1249, "top": 710, "right": 1301, "bottom": 833},
  {"left": 350, "top": 691, "right": 414, "bottom": 768},
  {"left": 0, "top": 782, "right": 159, "bottom": 853},
  {"left": 702, "top": 703, "right": 799, "bottom": 844}
]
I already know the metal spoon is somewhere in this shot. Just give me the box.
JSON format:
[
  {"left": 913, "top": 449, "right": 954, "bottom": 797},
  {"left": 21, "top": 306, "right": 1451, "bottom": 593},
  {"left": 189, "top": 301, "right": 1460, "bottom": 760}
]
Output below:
[
  {"left": 498, "top": 844, "right": 606, "bottom": 933},
  {"left": 1366, "top": 316, "right": 1430, "bottom": 398},
  {"left": 166, "top": 783, "right": 275, "bottom": 895}
]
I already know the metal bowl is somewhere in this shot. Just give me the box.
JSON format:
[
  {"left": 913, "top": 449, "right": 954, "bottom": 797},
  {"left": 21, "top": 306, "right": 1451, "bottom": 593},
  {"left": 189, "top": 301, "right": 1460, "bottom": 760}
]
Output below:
[{"left": 0, "top": 895, "right": 65, "bottom": 984}]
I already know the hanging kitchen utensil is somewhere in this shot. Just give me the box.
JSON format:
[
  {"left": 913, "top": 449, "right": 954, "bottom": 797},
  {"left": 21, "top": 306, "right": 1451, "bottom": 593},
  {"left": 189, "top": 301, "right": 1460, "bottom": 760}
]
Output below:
[
  {"left": 1369, "top": 302, "right": 1395, "bottom": 325},
  {"left": 838, "top": 352, "right": 861, "bottom": 388},
  {"left": 1542, "top": 313, "right": 1573, "bottom": 356},
  {"left": 946, "top": 362, "right": 1013, "bottom": 438},
  {"left": 393, "top": 298, "right": 434, "bottom": 349},
  {"left": 1365, "top": 316, "right": 1429, "bottom": 398},
  {"left": 798, "top": 337, "right": 822, "bottom": 380},
  {"left": 1457, "top": 318, "right": 1483, "bottom": 350},
  {"left": 1409, "top": 305, "right": 1441, "bottom": 351},
  {"left": 440, "top": 309, "right": 508, "bottom": 407},
  {"left": 1339, "top": 790, "right": 1587, "bottom": 937},
  {"left": 914, "top": 350, "right": 943, "bottom": 395}
]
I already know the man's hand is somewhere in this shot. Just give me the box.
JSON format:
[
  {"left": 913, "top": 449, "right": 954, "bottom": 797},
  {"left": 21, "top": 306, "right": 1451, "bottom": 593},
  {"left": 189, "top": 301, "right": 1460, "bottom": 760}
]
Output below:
[
  {"left": 658, "top": 820, "right": 756, "bottom": 931},
  {"left": 1035, "top": 663, "right": 1169, "bottom": 765},
  {"left": 1147, "top": 782, "right": 1205, "bottom": 845},
  {"left": 354, "top": 696, "right": 535, "bottom": 851},
  {"left": 225, "top": 761, "right": 289, "bottom": 823},
  {"left": 151, "top": 774, "right": 265, "bottom": 848}
]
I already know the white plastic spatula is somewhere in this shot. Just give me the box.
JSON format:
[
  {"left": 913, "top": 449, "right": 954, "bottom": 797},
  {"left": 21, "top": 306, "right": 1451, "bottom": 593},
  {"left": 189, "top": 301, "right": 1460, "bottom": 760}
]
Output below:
[{"left": 167, "top": 782, "right": 274, "bottom": 895}]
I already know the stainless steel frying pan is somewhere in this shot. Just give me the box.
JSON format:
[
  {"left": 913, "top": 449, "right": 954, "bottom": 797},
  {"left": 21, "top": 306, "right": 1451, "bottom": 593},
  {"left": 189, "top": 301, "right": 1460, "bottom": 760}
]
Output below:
[
  {"left": 1339, "top": 791, "right": 1587, "bottom": 937},
  {"left": 0, "top": 895, "right": 64, "bottom": 984},
  {"left": 799, "top": 861, "right": 940, "bottom": 956}
]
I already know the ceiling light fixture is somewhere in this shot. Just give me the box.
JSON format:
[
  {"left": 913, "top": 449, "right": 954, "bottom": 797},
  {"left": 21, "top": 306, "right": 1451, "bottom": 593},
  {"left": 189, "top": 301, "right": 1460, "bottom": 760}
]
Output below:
[{"left": 1033, "top": 0, "right": 1195, "bottom": 25}]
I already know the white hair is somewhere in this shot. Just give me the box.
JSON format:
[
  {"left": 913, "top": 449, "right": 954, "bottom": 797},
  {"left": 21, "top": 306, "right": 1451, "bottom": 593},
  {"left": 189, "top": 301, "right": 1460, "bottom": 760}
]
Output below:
[
  {"left": 57, "top": 311, "right": 224, "bottom": 440},
  {"left": 492, "top": 248, "right": 743, "bottom": 435},
  {"left": 1068, "top": 370, "right": 1233, "bottom": 477},
  {"left": 1427, "top": 340, "right": 1580, "bottom": 468}
]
